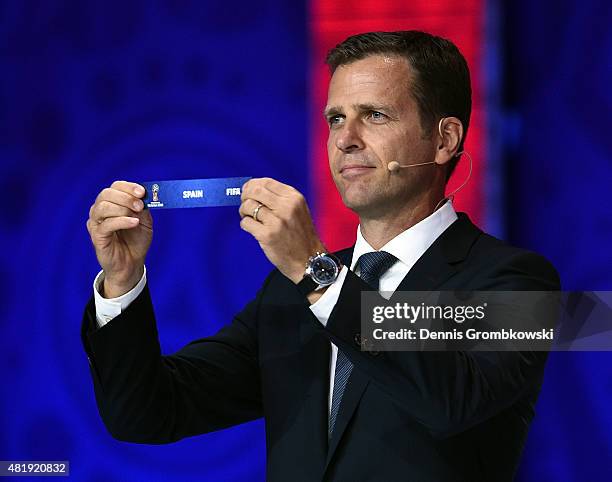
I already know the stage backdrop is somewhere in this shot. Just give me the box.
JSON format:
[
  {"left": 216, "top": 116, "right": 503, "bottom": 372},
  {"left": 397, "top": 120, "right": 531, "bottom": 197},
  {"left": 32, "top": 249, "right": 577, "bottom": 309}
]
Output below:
[{"left": 506, "top": 0, "right": 612, "bottom": 480}]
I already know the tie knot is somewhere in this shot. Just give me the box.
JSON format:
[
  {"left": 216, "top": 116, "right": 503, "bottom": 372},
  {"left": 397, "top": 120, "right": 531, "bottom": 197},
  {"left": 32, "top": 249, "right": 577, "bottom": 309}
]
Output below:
[{"left": 357, "top": 251, "right": 397, "bottom": 289}]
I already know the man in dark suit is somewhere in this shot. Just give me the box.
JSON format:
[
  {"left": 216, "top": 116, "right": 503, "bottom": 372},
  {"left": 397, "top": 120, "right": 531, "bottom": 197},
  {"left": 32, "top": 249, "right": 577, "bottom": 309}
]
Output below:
[{"left": 83, "top": 31, "right": 560, "bottom": 481}]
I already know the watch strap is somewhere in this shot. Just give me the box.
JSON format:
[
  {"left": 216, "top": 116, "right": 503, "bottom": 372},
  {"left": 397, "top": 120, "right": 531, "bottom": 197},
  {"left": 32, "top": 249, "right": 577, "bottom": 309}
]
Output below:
[{"left": 296, "top": 276, "right": 319, "bottom": 297}]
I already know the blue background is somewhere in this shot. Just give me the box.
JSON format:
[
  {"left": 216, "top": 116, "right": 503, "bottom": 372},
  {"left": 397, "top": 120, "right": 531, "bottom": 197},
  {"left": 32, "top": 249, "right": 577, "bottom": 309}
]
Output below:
[
  {"left": 1, "top": 1, "right": 306, "bottom": 480},
  {"left": 0, "top": 1, "right": 610, "bottom": 481},
  {"left": 506, "top": 0, "right": 612, "bottom": 479}
]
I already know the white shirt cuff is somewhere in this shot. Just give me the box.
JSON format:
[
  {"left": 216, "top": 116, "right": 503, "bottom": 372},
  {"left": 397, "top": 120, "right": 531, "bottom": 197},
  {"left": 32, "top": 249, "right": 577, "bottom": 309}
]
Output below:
[
  {"left": 309, "top": 265, "right": 348, "bottom": 327},
  {"left": 93, "top": 266, "right": 147, "bottom": 328}
]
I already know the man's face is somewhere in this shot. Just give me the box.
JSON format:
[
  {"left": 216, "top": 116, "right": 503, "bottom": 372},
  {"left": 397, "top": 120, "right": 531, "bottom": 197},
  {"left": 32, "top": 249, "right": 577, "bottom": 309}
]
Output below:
[{"left": 325, "top": 55, "right": 437, "bottom": 217}]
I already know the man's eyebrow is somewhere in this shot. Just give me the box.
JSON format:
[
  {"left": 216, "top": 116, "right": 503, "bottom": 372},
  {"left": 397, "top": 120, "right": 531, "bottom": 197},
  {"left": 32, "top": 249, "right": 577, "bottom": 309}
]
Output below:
[
  {"left": 323, "top": 106, "right": 342, "bottom": 118},
  {"left": 354, "top": 103, "right": 397, "bottom": 115},
  {"left": 323, "top": 103, "right": 397, "bottom": 118}
]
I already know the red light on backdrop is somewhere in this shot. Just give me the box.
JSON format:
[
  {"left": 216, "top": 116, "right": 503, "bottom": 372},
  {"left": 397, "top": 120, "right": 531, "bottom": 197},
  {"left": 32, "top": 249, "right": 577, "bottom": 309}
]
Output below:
[{"left": 309, "top": 0, "right": 485, "bottom": 250}]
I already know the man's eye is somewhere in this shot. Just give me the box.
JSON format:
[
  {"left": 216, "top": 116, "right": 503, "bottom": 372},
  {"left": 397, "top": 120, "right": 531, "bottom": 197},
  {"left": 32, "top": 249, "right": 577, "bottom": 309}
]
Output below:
[
  {"left": 328, "top": 115, "right": 344, "bottom": 126},
  {"left": 369, "top": 111, "right": 386, "bottom": 121}
]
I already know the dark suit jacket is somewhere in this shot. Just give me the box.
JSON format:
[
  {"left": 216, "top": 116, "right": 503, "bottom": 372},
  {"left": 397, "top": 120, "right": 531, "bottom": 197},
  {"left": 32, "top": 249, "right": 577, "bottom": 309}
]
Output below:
[{"left": 81, "top": 213, "right": 560, "bottom": 481}]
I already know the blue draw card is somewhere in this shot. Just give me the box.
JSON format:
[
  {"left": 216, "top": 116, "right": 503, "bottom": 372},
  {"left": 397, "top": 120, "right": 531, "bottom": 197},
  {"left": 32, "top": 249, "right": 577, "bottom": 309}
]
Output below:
[{"left": 141, "top": 177, "right": 251, "bottom": 209}]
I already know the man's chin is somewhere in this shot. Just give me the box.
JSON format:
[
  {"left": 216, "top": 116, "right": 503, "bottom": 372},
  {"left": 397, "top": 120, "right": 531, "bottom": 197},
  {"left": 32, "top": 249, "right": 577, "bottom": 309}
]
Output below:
[{"left": 342, "top": 195, "right": 389, "bottom": 218}]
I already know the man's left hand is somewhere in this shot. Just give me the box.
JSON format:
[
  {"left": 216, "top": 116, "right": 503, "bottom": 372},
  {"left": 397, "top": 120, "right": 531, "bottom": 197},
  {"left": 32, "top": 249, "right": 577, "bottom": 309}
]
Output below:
[{"left": 239, "top": 178, "right": 326, "bottom": 284}]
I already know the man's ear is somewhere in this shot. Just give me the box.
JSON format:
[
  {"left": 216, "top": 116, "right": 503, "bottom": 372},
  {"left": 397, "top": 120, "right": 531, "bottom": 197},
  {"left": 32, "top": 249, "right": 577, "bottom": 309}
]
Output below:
[{"left": 434, "top": 117, "right": 463, "bottom": 165}]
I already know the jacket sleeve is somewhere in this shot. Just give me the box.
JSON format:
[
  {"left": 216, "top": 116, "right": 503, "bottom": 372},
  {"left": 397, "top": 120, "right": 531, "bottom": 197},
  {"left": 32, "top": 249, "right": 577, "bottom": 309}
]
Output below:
[
  {"left": 81, "top": 276, "right": 270, "bottom": 444},
  {"left": 322, "top": 251, "right": 561, "bottom": 438}
]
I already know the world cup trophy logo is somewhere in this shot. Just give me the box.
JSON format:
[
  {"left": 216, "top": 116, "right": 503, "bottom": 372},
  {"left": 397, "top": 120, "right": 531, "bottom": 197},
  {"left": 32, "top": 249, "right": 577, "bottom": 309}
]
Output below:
[{"left": 152, "top": 184, "right": 159, "bottom": 202}]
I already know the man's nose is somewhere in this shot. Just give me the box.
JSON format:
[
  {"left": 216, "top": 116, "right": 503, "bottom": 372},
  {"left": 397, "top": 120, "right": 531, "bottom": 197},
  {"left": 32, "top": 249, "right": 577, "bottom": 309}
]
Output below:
[{"left": 335, "top": 120, "right": 365, "bottom": 153}]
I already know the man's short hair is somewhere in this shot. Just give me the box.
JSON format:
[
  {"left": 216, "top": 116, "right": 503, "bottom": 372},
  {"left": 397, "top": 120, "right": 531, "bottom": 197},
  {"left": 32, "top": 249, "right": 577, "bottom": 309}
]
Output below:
[{"left": 325, "top": 30, "right": 472, "bottom": 182}]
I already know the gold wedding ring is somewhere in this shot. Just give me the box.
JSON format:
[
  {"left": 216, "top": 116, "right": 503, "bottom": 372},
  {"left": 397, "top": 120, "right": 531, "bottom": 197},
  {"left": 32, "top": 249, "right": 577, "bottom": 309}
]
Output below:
[{"left": 252, "top": 203, "right": 264, "bottom": 222}]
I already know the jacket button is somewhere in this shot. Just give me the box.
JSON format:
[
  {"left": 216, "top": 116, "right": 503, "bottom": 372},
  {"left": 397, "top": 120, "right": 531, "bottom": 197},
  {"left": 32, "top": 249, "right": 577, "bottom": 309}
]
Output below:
[{"left": 354, "top": 333, "right": 362, "bottom": 346}]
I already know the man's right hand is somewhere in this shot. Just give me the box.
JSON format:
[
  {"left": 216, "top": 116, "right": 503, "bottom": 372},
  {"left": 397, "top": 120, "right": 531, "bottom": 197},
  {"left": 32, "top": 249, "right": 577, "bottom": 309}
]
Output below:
[{"left": 86, "top": 181, "right": 153, "bottom": 298}]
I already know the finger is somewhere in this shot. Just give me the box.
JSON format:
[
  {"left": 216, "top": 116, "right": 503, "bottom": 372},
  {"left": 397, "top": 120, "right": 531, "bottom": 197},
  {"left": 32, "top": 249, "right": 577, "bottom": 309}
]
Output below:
[
  {"left": 110, "top": 180, "right": 146, "bottom": 199},
  {"left": 239, "top": 199, "right": 273, "bottom": 224},
  {"left": 238, "top": 198, "right": 257, "bottom": 218},
  {"left": 241, "top": 179, "right": 282, "bottom": 209},
  {"left": 92, "top": 200, "right": 138, "bottom": 224},
  {"left": 258, "top": 177, "right": 298, "bottom": 197},
  {"left": 241, "top": 178, "right": 286, "bottom": 207},
  {"left": 96, "top": 216, "right": 140, "bottom": 235},
  {"left": 96, "top": 187, "right": 144, "bottom": 213},
  {"left": 244, "top": 186, "right": 277, "bottom": 208},
  {"left": 240, "top": 215, "right": 266, "bottom": 239}
]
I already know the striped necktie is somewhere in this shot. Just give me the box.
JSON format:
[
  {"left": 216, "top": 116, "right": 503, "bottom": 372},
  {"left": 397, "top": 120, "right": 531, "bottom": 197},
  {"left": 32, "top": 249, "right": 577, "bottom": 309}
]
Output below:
[{"left": 328, "top": 251, "right": 398, "bottom": 438}]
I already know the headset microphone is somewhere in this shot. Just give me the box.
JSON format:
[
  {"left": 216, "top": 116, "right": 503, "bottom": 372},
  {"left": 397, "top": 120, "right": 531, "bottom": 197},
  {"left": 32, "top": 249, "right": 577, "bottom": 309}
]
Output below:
[
  {"left": 386, "top": 118, "right": 473, "bottom": 211},
  {"left": 388, "top": 118, "right": 453, "bottom": 172},
  {"left": 387, "top": 160, "right": 437, "bottom": 172},
  {"left": 387, "top": 150, "right": 473, "bottom": 212}
]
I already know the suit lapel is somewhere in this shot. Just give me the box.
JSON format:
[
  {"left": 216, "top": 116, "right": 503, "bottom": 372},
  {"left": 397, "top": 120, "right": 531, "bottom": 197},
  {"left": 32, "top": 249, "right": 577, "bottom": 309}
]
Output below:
[
  {"left": 335, "top": 247, "right": 354, "bottom": 274},
  {"left": 299, "top": 310, "right": 331, "bottom": 472},
  {"left": 323, "top": 213, "right": 481, "bottom": 468},
  {"left": 393, "top": 212, "right": 481, "bottom": 293}
]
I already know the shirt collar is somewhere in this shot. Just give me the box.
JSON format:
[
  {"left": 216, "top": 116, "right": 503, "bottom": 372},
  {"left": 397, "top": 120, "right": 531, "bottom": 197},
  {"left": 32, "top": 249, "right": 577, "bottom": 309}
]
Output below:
[{"left": 350, "top": 200, "right": 458, "bottom": 271}]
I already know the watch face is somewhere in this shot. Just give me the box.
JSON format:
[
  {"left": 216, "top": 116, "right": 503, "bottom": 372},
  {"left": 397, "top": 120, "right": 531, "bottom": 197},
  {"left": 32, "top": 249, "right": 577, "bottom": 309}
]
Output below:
[{"left": 311, "top": 255, "right": 339, "bottom": 285}]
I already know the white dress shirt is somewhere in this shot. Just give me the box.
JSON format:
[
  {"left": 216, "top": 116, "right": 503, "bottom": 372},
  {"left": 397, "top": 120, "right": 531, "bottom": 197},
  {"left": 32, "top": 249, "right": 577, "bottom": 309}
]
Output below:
[
  {"left": 309, "top": 201, "right": 457, "bottom": 415},
  {"left": 94, "top": 201, "right": 458, "bottom": 416},
  {"left": 93, "top": 266, "right": 147, "bottom": 327}
]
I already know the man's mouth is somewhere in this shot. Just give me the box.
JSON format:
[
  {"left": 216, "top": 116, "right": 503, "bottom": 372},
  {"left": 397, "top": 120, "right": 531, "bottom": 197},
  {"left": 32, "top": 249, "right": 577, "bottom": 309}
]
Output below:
[{"left": 339, "top": 164, "right": 376, "bottom": 174}]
